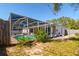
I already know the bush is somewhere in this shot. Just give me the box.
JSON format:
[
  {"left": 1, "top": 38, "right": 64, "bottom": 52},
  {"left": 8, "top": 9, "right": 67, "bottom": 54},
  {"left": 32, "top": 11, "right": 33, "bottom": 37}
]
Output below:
[
  {"left": 17, "top": 36, "right": 32, "bottom": 46},
  {"left": 34, "top": 28, "right": 48, "bottom": 42}
]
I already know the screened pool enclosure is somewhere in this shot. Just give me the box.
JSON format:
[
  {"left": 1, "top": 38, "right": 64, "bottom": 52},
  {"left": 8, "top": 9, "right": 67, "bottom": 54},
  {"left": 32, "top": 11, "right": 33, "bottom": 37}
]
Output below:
[{"left": 9, "top": 13, "right": 68, "bottom": 38}]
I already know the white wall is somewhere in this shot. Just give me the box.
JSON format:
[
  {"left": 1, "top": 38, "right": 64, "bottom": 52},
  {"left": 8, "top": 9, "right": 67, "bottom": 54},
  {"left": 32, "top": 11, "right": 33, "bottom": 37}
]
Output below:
[
  {"left": 55, "top": 24, "right": 66, "bottom": 36},
  {"left": 67, "top": 29, "right": 79, "bottom": 35}
]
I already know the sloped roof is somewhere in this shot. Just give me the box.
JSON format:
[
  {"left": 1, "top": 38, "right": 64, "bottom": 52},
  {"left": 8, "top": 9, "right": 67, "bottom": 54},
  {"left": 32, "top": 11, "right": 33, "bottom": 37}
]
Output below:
[
  {"left": 9, "top": 13, "right": 48, "bottom": 29},
  {"left": 10, "top": 13, "right": 25, "bottom": 20},
  {"left": 10, "top": 13, "right": 43, "bottom": 22}
]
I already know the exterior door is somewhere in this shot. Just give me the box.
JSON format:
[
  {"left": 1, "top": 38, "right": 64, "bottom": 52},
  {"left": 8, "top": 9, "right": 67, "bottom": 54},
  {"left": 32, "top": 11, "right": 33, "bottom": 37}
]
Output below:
[{"left": 64, "top": 30, "right": 68, "bottom": 35}]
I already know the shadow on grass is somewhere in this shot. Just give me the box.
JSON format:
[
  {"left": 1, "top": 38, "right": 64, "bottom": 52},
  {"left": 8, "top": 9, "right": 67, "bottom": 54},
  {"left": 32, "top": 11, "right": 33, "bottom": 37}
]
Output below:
[
  {"left": 44, "top": 36, "right": 79, "bottom": 43},
  {"left": 6, "top": 44, "right": 17, "bottom": 47},
  {"left": 68, "top": 36, "right": 79, "bottom": 41},
  {"left": 0, "top": 44, "right": 17, "bottom": 56},
  {"left": 43, "top": 37, "right": 64, "bottom": 43}
]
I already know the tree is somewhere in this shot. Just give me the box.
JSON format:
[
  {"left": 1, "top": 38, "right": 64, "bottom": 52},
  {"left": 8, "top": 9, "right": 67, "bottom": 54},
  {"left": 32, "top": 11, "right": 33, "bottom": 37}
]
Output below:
[
  {"left": 0, "top": 18, "right": 4, "bottom": 23},
  {"left": 52, "top": 3, "right": 79, "bottom": 14},
  {"left": 48, "top": 16, "right": 79, "bottom": 29}
]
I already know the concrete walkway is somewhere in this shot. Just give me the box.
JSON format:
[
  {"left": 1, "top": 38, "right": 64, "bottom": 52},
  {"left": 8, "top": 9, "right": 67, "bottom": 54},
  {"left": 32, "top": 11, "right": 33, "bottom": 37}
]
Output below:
[
  {"left": 10, "top": 37, "right": 18, "bottom": 44},
  {"left": 52, "top": 34, "right": 76, "bottom": 40}
]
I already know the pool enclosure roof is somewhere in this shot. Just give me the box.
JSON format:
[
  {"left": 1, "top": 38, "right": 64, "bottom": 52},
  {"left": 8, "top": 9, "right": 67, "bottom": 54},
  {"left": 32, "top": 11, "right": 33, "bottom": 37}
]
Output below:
[
  {"left": 9, "top": 13, "right": 64, "bottom": 30},
  {"left": 9, "top": 13, "right": 48, "bottom": 29}
]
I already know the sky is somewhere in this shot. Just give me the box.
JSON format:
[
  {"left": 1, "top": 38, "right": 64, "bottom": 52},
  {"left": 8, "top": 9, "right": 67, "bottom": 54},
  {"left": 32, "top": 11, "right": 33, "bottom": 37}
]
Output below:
[{"left": 0, "top": 3, "right": 79, "bottom": 21}]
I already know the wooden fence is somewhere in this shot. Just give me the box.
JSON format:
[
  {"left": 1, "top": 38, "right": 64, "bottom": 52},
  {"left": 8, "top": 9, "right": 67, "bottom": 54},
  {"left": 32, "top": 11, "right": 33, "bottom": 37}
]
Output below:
[{"left": 0, "top": 21, "right": 10, "bottom": 45}]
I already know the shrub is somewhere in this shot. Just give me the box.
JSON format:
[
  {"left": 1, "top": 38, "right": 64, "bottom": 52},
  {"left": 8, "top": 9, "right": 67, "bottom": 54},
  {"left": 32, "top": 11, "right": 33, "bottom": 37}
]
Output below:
[
  {"left": 34, "top": 28, "right": 48, "bottom": 42},
  {"left": 17, "top": 36, "right": 32, "bottom": 46}
]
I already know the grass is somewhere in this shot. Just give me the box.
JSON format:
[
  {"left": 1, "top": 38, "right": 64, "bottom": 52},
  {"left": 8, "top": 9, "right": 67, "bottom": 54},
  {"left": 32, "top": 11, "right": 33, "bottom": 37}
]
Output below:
[
  {"left": 41, "top": 40, "right": 79, "bottom": 56},
  {"left": 6, "top": 35, "right": 79, "bottom": 56}
]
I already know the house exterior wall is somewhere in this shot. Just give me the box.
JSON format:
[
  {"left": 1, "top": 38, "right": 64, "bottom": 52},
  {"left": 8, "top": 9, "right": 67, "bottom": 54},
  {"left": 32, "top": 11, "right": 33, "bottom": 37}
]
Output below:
[{"left": 55, "top": 24, "right": 66, "bottom": 36}]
